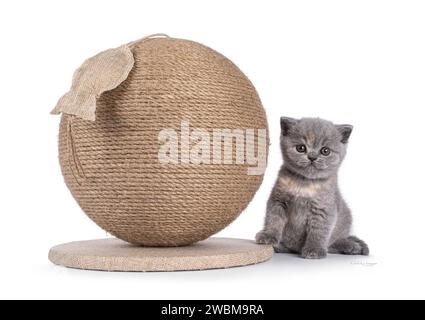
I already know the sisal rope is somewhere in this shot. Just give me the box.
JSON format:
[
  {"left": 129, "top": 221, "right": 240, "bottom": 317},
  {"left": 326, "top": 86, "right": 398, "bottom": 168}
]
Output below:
[{"left": 56, "top": 36, "right": 269, "bottom": 246}]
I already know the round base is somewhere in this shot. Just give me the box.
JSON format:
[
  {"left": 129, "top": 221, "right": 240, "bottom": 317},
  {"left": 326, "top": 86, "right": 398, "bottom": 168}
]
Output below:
[{"left": 49, "top": 238, "right": 273, "bottom": 272}]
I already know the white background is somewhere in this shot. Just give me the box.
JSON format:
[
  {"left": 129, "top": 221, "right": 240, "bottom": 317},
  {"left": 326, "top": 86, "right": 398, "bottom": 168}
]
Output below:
[{"left": 0, "top": 0, "right": 424, "bottom": 300}]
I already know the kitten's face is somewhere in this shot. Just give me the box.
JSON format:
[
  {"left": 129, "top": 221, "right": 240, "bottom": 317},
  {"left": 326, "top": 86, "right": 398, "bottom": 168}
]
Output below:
[{"left": 280, "top": 117, "right": 353, "bottom": 179}]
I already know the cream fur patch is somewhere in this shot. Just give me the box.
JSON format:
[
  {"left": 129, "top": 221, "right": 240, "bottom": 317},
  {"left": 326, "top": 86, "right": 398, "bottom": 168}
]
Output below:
[{"left": 279, "top": 176, "right": 319, "bottom": 198}]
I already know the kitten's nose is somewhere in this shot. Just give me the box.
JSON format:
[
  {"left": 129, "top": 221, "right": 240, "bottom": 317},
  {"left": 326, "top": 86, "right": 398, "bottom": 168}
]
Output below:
[{"left": 308, "top": 154, "right": 318, "bottom": 162}]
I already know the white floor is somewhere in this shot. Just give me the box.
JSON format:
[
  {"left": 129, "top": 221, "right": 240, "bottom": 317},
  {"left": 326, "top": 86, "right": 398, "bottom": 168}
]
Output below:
[{"left": 3, "top": 241, "right": 418, "bottom": 300}]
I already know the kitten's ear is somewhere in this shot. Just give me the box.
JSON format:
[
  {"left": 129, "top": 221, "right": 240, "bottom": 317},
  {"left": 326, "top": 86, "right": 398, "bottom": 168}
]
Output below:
[
  {"left": 280, "top": 117, "right": 298, "bottom": 136},
  {"left": 336, "top": 124, "right": 353, "bottom": 144}
]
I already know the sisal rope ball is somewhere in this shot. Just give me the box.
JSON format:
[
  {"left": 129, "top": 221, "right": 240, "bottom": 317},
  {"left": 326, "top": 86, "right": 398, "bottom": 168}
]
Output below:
[{"left": 52, "top": 35, "right": 269, "bottom": 246}]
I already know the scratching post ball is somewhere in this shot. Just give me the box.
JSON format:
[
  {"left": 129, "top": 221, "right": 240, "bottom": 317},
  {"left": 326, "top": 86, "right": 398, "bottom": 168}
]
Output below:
[{"left": 51, "top": 34, "right": 269, "bottom": 248}]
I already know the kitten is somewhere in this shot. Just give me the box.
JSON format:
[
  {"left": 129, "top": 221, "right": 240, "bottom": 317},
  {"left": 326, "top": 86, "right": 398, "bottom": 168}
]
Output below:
[{"left": 256, "top": 117, "right": 369, "bottom": 259}]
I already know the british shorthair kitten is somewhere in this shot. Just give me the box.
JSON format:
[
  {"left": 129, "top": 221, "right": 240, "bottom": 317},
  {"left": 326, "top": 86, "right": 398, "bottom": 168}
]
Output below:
[{"left": 256, "top": 117, "right": 369, "bottom": 259}]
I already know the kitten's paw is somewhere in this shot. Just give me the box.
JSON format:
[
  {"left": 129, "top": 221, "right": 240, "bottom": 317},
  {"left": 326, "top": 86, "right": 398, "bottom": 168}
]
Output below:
[
  {"left": 330, "top": 237, "right": 369, "bottom": 256},
  {"left": 348, "top": 236, "right": 370, "bottom": 256},
  {"left": 255, "top": 231, "right": 278, "bottom": 245},
  {"left": 301, "top": 247, "right": 327, "bottom": 259}
]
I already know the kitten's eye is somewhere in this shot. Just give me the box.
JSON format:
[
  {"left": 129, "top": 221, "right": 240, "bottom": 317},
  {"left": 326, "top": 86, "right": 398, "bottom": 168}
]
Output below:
[
  {"left": 321, "top": 147, "right": 331, "bottom": 156},
  {"left": 296, "top": 145, "right": 307, "bottom": 153}
]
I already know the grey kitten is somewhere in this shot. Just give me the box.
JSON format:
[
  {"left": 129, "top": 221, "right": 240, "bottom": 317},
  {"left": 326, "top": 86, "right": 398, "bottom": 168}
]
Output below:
[{"left": 256, "top": 117, "right": 369, "bottom": 259}]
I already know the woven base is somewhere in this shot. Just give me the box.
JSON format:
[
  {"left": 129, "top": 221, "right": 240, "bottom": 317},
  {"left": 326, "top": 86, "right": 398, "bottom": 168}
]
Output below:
[{"left": 48, "top": 238, "right": 273, "bottom": 272}]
